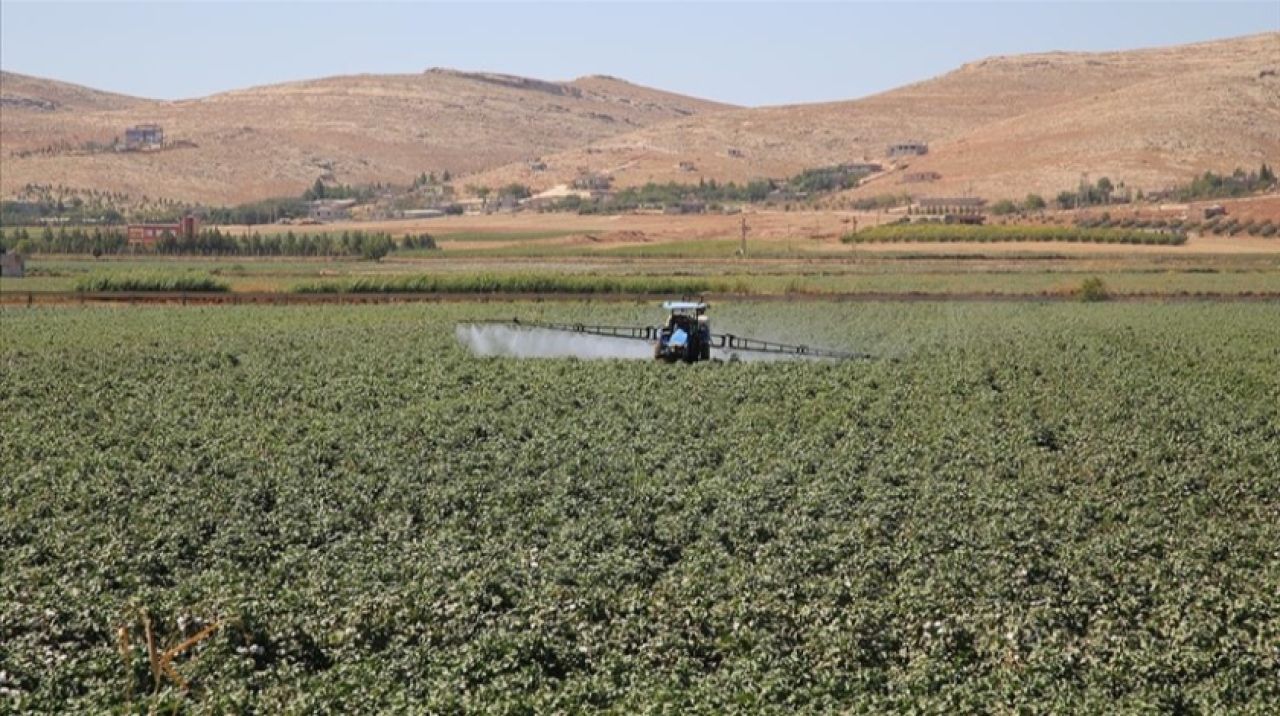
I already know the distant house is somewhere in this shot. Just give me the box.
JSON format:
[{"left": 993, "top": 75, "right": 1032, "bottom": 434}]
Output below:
[
  {"left": 912, "top": 197, "right": 986, "bottom": 224},
  {"left": 127, "top": 215, "right": 199, "bottom": 246},
  {"left": 572, "top": 172, "right": 613, "bottom": 192},
  {"left": 124, "top": 124, "right": 164, "bottom": 150},
  {"left": 887, "top": 141, "right": 928, "bottom": 158},
  {"left": 901, "top": 171, "right": 941, "bottom": 184},
  {"left": 915, "top": 197, "right": 986, "bottom": 214},
  {"left": 400, "top": 209, "right": 444, "bottom": 219},
  {"left": 1203, "top": 204, "right": 1227, "bottom": 220},
  {"left": 1, "top": 250, "right": 24, "bottom": 278},
  {"left": 308, "top": 199, "right": 357, "bottom": 222}
]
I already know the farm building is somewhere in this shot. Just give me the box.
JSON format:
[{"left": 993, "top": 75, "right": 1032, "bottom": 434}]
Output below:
[
  {"left": 911, "top": 198, "right": 987, "bottom": 224},
  {"left": 572, "top": 172, "right": 613, "bottom": 192},
  {"left": 887, "top": 141, "right": 928, "bottom": 157},
  {"left": 1, "top": 250, "right": 24, "bottom": 278},
  {"left": 901, "top": 171, "right": 941, "bottom": 183},
  {"left": 124, "top": 124, "right": 164, "bottom": 150},
  {"left": 127, "top": 215, "right": 199, "bottom": 246},
  {"left": 664, "top": 199, "right": 706, "bottom": 215},
  {"left": 914, "top": 197, "right": 986, "bottom": 214},
  {"left": 308, "top": 199, "right": 357, "bottom": 222}
]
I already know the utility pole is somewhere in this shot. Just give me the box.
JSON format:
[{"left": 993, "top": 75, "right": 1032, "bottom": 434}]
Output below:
[{"left": 739, "top": 215, "right": 748, "bottom": 258}]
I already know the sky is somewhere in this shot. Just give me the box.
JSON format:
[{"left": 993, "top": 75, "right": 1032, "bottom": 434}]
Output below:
[{"left": 2, "top": 1, "right": 1277, "bottom": 106}]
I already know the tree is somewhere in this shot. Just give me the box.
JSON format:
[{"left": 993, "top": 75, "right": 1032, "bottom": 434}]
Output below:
[
  {"left": 306, "top": 179, "right": 327, "bottom": 201},
  {"left": 1096, "top": 177, "right": 1114, "bottom": 204},
  {"left": 501, "top": 183, "right": 532, "bottom": 200},
  {"left": 1260, "top": 163, "right": 1276, "bottom": 184},
  {"left": 441, "top": 170, "right": 451, "bottom": 182},
  {"left": 1056, "top": 191, "right": 1077, "bottom": 210},
  {"left": 990, "top": 199, "right": 1018, "bottom": 216},
  {"left": 1024, "top": 194, "right": 1047, "bottom": 211}
]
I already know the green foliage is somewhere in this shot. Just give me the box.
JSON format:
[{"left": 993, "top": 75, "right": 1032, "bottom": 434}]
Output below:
[
  {"left": 1, "top": 227, "right": 411, "bottom": 259},
  {"left": 301, "top": 183, "right": 376, "bottom": 203},
  {"left": 1023, "top": 194, "right": 1047, "bottom": 211},
  {"left": 2, "top": 303, "right": 1278, "bottom": 711},
  {"left": 1077, "top": 276, "right": 1109, "bottom": 302},
  {"left": 204, "top": 197, "right": 310, "bottom": 226},
  {"left": 990, "top": 199, "right": 1018, "bottom": 216},
  {"left": 849, "top": 194, "right": 912, "bottom": 211},
  {"left": 73, "top": 272, "right": 230, "bottom": 292},
  {"left": 845, "top": 224, "right": 1186, "bottom": 245},
  {"left": 1171, "top": 164, "right": 1276, "bottom": 201},
  {"left": 500, "top": 183, "right": 532, "bottom": 200}
]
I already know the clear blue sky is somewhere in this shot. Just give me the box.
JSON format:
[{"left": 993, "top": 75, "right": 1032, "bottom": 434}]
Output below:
[{"left": 2, "top": 2, "right": 1277, "bottom": 106}]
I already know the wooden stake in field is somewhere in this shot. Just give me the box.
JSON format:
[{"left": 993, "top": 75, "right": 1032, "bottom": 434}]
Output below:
[{"left": 739, "top": 216, "right": 749, "bottom": 258}]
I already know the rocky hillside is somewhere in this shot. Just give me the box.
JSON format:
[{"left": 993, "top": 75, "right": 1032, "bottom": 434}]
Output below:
[{"left": 469, "top": 33, "right": 1280, "bottom": 200}]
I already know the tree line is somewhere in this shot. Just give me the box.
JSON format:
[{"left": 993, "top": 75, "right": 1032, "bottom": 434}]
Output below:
[{"left": 0, "top": 226, "right": 436, "bottom": 259}]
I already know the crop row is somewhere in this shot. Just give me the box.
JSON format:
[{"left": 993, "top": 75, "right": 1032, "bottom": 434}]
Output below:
[
  {"left": 845, "top": 224, "right": 1187, "bottom": 245},
  {"left": 291, "top": 274, "right": 715, "bottom": 295},
  {"left": 73, "top": 273, "right": 230, "bottom": 292},
  {"left": 2, "top": 303, "right": 1277, "bottom": 712}
]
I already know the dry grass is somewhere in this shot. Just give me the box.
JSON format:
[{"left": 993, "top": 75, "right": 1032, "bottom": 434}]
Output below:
[{"left": 470, "top": 33, "right": 1280, "bottom": 200}]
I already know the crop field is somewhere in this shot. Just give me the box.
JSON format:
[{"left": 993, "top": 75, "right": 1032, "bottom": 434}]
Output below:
[
  {"left": 2, "top": 301, "right": 1278, "bottom": 713},
  {"left": 6, "top": 252, "right": 1280, "bottom": 298}
]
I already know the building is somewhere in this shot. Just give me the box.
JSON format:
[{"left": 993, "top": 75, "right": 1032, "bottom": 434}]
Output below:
[
  {"left": 887, "top": 141, "right": 928, "bottom": 158},
  {"left": 308, "top": 199, "right": 357, "bottom": 222},
  {"left": 663, "top": 199, "right": 706, "bottom": 215},
  {"left": 911, "top": 197, "right": 987, "bottom": 224},
  {"left": 572, "top": 172, "right": 613, "bottom": 192},
  {"left": 915, "top": 197, "right": 986, "bottom": 213},
  {"left": 1, "top": 250, "right": 24, "bottom": 278},
  {"left": 1203, "top": 204, "right": 1227, "bottom": 220},
  {"left": 901, "top": 171, "right": 941, "bottom": 184},
  {"left": 400, "top": 209, "right": 444, "bottom": 219},
  {"left": 127, "top": 215, "right": 199, "bottom": 246},
  {"left": 124, "top": 124, "right": 164, "bottom": 150}
]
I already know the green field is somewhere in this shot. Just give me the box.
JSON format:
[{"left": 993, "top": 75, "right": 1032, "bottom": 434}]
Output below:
[
  {"left": 2, "top": 302, "right": 1277, "bottom": 712},
  {"left": 6, "top": 254, "right": 1280, "bottom": 297}
]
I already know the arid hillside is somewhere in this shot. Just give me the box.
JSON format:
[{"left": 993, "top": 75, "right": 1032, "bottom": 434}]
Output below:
[
  {"left": 4, "top": 33, "right": 1277, "bottom": 206},
  {"left": 470, "top": 33, "right": 1280, "bottom": 200},
  {"left": 0, "top": 69, "right": 733, "bottom": 204}
]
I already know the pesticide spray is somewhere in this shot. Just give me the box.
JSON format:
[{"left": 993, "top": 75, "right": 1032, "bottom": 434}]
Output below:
[
  {"left": 456, "top": 324, "right": 654, "bottom": 360},
  {"left": 455, "top": 324, "right": 834, "bottom": 362}
]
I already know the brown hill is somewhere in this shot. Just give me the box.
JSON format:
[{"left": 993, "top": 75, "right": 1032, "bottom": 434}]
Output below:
[
  {"left": 0, "top": 69, "right": 733, "bottom": 204},
  {"left": 468, "top": 33, "right": 1280, "bottom": 200}
]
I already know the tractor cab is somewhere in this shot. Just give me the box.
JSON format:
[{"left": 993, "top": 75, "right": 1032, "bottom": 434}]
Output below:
[{"left": 655, "top": 301, "right": 712, "bottom": 362}]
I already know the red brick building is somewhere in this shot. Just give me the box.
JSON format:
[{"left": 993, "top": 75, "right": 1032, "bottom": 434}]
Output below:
[{"left": 127, "top": 215, "right": 198, "bottom": 246}]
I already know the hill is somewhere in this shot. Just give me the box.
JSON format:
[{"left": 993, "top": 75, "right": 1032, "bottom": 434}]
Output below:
[
  {"left": 0, "top": 70, "right": 733, "bottom": 204},
  {"left": 468, "top": 33, "right": 1280, "bottom": 201}
]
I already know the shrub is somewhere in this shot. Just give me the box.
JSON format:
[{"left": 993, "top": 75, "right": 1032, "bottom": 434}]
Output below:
[{"left": 1078, "top": 277, "right": 1109, "bottom": 302}]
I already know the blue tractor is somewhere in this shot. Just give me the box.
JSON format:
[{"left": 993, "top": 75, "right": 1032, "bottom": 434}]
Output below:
[{"left": 654, "top": 301, "right": 712, "bottom": 362}]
